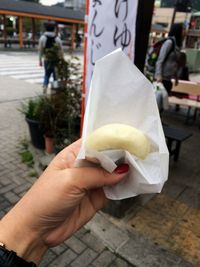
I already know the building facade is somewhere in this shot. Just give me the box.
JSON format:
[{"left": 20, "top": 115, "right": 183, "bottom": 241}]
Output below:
[{"left": 64, "top": 0, "right": 85, "bottom": 11}]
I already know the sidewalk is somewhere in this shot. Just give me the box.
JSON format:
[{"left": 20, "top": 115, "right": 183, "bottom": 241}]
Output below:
[{"left": 0, "top": 75, "right": 199, "bottom": 266}]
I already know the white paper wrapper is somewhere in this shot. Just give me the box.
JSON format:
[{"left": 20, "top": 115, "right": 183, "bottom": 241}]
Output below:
[{"left": 77, "top": 49, "right": 169, "bottom": 200}]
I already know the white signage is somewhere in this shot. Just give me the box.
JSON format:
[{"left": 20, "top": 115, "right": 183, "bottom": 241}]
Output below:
[{"left": 86, "top": 0, "right": 139, "bottom": 94}]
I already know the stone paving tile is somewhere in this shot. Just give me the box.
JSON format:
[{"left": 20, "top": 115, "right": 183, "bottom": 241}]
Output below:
[
  {"left": 0, "top": 183, "right": 17, "bottom": 194},
  {"left": 70, "top": 248, "right": 97, "bottom": 267},
  {"left": 168, "top": 226, "right": 200, "bottom": 266},
  {"left": 0, "top": 210, "right": 6, "bottom": 218},
  {"left": 39, "top": 250, "right": 57, "bottom": 267},
  {"left": 0, "top": 174, "right": 12, "bottom": 185},
  {"left": 109, "top": 257, "right": 131, "bottom": 267},
  {"left": 4, "top": 191, "right": 20, "bottom": 204},
  {"left": 181, "top": 208, "right": 200, "bottom": 235},
  {"left": 162, "top": 180, "right": 186, "bottom": 199},
  {"left": 81, "top": 231, "right": 106, "bottom": 253},
  {"left": 178, "top": 186, "right": 200, "bottom": 210},
  {"left": 0, "top": 200, "right": 11, "bottom": 211},
  {"left": 74, "top": 227, "right": 89, "bottom": 239},
  {"left": 117, "top": 232, "right": 182, "bottom": 267},
  {"left": 91, "top": 249, "right": 116, "bottom": 267},
  {"left": 13, "top": 182, "right": 32, "bottom": 194},
  {"left": 47, "top": 249, "right": 77, "bottom": 267},
  {"left": 65, "top": 235, "right": 87, "bottom": 254},
  {"left": 50, "top": 243, "right": 68, "bottom": 256},
  {"left": 129, "top": 207, "right": 176, "bottom": 248},
  {"left": 144, "top": 193, "right": 189, "bottom": 219}
]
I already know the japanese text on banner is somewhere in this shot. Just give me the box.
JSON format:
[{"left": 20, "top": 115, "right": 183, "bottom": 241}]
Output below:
[{"left": 86, "top": 0, "right": 138, "bottom": 94}]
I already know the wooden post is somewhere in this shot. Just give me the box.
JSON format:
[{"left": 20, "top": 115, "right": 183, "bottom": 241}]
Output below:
[
  {"left": 32, "top": 18, "right": 36, "bottom": 48},
  {"left": 19, "top": 16, "right": 23, "bottom": 48},
  {"left": 134, "top": 0, "right": 155, "bottom": 72},
  {"left": 71, "top": 24, "right": 75, "bottom": 50},
  {"left": 3, "top": 15, "right": 7, "bottom": 48}
]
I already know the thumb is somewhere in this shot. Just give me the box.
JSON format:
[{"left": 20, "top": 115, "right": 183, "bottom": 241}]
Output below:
[{"left": 67, "top": 164, "right": 129, "bottom": 191}]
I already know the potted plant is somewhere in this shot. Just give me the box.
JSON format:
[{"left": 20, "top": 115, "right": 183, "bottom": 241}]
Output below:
[
  {"left": 39, "top": 46, "right": 82, "bottom": 153},
  {"left": 39, "top": 88, "right": 81, "bottom": 153},
  {"left": 19, "top": 97, "right": 45, "bottom": 149}
]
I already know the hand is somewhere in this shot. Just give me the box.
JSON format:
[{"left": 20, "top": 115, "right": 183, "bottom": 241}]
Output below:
[{"left": 0, "top": 139, "right": 129, "bottom": 264}]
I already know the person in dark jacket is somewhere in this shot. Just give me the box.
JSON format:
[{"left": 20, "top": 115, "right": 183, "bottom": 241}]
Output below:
[
  {"left": 39, "top": 22, "right": 63, "bottom": 94},
  {"left": 155, "top": 23, "right": 185, "bottom": 94}
]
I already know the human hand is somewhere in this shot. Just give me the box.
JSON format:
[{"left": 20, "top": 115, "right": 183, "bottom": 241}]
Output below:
[{"left": 0, "top": 139, "right": 129, "bottom": 264}]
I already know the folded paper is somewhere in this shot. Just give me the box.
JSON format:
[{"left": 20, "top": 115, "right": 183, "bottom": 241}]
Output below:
[{"left": 77, "top": 49, "right": 169, "bottom": 200}]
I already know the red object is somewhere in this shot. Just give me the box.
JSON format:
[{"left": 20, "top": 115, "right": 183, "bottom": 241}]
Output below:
[
  {"left": 191, "top": 21, "right": 195, "bottom": 28},
  {"left": 115, "top": 164, "right": 129, "bottom": 174},
  {"left": 44, "top": 136, "right": 54, "bottom": 154},
  {"left": 80, "top": 0, "right": 89, "bottom": 135}
]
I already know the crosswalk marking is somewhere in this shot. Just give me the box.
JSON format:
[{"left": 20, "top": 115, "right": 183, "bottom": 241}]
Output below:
[
  {"left": 0, "top": 54, "right": 44, "bottom": 85},
  {"left": 0, "top": 70, "right": 42, "bottom": 75},
  {"left": 26, "top": 78, "right": 43, "bottom": 84},
  {"left": 0, "top": 52, "right": 83, "bottom": 86}
]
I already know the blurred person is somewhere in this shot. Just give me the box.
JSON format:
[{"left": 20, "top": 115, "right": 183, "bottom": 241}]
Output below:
[
  {"left": 155, "top": 23, "right": 185, "bottom": 95},
  {"left": 0, "top": 139, "right": 129, "bottom": 266},
  {"left": 38, "top": 22, "right": 63, "bottom": 94}
]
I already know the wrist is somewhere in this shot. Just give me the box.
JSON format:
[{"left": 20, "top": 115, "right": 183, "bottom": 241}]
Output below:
[{"left": 0, "top": 211, "right": 48, "bottom": 265}]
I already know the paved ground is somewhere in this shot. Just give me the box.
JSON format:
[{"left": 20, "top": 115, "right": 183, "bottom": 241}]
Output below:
[
  {"left": 0, "top": 51, "right": 83, "bottom": 86},
  {"left": 0, "top": 51, "right": 200, "bottom": 266}
]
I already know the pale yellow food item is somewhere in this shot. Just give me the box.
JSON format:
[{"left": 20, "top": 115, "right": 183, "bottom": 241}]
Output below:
[{"left": 85, "top": 123, "right": 150, "bottom": 159}]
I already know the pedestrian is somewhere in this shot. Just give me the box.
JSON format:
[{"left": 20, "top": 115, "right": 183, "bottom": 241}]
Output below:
[
  {"left": 155, "top": 23, "right": 185, "bottom": 95},
  {"left": 0, "top": 139, "right": 129, "bottom": 266},
  {"left": 38, "top": 22, "right": 63, "bottom": 94}
]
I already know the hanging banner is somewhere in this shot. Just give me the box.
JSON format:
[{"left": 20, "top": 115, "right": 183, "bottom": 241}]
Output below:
[{"left": 86, "top": 0, "right": 139, "bottom": 94}]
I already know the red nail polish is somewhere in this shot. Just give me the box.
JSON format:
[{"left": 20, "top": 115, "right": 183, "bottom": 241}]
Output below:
[{"left": 115, "top": 164, "right": 129, "bottom": 174}]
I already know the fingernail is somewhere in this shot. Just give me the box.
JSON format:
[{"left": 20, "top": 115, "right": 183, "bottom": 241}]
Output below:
[{"left": 115, "top": 164, "right": 129, "bottom": 174}]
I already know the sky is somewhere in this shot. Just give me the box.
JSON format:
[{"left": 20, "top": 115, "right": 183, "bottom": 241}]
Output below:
[{"left": 40, "top": 0, "right": 64, "bottom": 6}]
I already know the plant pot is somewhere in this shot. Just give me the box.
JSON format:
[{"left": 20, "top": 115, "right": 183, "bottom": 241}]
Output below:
[
  {"left": 26, "top": 118, "right": 45, "bottom": 149},
  {"left": 44, "top": 135, "right": 54, "bottom": 154}
]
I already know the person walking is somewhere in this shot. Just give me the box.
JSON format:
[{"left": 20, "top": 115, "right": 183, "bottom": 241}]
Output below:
[
  {"left": 38, "top": 22, "right": 63, "bottom": 94},
  {"left": 155, "top": 23, "right": 185, "bottom": 95}
]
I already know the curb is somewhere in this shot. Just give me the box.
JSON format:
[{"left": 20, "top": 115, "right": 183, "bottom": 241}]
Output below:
[{"left": 85, "top": 212, "right": 194, "bottom": 267}]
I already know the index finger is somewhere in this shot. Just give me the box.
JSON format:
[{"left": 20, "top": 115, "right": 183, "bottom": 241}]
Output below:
[{"left": 50, "top": 139, "right": 82, "bottom": 170}]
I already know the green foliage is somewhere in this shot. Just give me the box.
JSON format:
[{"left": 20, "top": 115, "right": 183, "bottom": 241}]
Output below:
[
  {"left": 20, "top": 150, "right": 34, "bottom": 167},
  {"left": 38, "top": 48, "right": 82, "bottom": 143},
  {"left": 18, "top": 139, "right": 34, "bottom": 168},
  {"left": 44, "top": 44, "right": 62, "bottom": 70},
  {"left": 19, "top": 97, "right": 44, "bottom": 121}
]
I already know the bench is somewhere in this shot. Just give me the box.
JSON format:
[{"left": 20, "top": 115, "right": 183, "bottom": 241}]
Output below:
[
  {"left": 163, "top": 125, "right": 192, "bottom": 162},
  {"left": 168, "top": 80, "right": 200, "bottom": 123}
]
